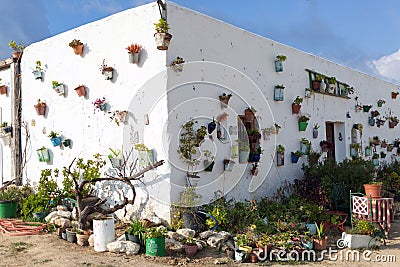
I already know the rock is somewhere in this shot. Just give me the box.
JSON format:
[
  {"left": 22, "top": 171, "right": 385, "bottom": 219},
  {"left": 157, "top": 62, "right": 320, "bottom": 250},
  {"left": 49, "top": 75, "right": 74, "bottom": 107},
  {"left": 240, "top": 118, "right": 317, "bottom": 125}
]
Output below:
[
  {"left": 167, "top": 231, "right": 186, "bottom": 242},
  {"left": 195, "top": 240, "right": 207, "bottom": 250},
  {"left": 207, "top": 232, "right": 231, "bottom": 248},
  {"left": 56, "top": 210, "right": 72, "bottom": 219},
  {"left": 71, "top": 207, "right": 78, "bottom": 220},
  {"left": 106, "top": 241, "right": 140, "bottom": 255},
  {"left": 165, "top": 238, "right": 184, "bottom": 253},
  {"left": 177, "top": 228, "right": 195, "bottom": 238},
  {"left": 199, "top": 230, "right": 214, "bottom": 239},
  {"left": 45, "top": 211, "right": 57, "bottom": 222},
  {"left": 57, "top": 205, "right": 68, "bottom": 211},
  {"left": 117, "top": 234, "right": 126, "bottom": 241},
  {"left": 54, "top": 217, "right": 72, "bottom": 228},
  {"left": 88, "top": 234, "right": 94, "bottom": 247},
  {"left": 214, "top": 258, "right": 229, "bottom": 264}
]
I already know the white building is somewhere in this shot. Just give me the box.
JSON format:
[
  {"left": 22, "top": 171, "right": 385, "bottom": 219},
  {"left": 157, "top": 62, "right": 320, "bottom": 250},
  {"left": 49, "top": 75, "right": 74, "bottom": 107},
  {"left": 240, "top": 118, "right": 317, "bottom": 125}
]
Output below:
[{"left": 7, "top": 1, "right": 400, "bottom": 222}]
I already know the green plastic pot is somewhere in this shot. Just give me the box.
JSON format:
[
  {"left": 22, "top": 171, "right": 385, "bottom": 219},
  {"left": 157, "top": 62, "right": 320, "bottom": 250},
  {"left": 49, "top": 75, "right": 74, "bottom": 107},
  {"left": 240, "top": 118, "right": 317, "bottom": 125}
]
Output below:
[
  {"left": 298, "top": 121, "right": 308, "bottom": 131},
  {"left": 145, "top": 237, "right": 166, "bottom": 256},
  {"left": 0, "top": 201, "right": 18, "bottom": 218}
]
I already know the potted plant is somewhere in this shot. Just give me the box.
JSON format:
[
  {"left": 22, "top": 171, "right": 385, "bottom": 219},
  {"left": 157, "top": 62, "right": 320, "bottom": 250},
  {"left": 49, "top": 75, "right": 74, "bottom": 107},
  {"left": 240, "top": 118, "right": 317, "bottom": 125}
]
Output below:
[
  {"left": 34, "top": 99, "right": 46, "bottom": 116},
  {"left": 126, "top": 43, "right": 142, "bottom": 64},
  {"left": 75, "top": 228, "right": 90, "bottom": 246},
  {"left": 312, "top": 73, "right": 325, "bottom": 91},
  {"left": 184, "top": 236, "right": 198, "bottom": 257},
  {"left": 169, "top": 56, "right": 185, "bottom": 72},
  {"left": 291, "top": 96, "right": 303, "bottom": 114},
  {"left": 8, "top": 40, "right": 25, "bottom": 60},
  {"left": 274, "top": 84, "right": 285, "bottom": 101},
  {"left": 372, "top": 153, "right": 380, "bottom": 166},
  {"left": 52, "top": 81, "right": 65, "bottom": 96},
  {"left": 126, "top": 219, "right": 145, "bottom": 247},
  {"left": 342, "top": 219, "right": 382, "bottom": 249},
  {"left": 276, "top": 145, "right": 285, "bottom": 166},
  {"left": 108, "top": 110, "right": 129, "bottom": 126},
  {"left": 108, "top": 148, "right": 123, "bottom": 168},
  {"left": 274, "top": 54, "right": 286, "bottom": 72},
  {"left": 291, "top": 151, "right": 302, "bottom": 163},
  {"left": 145, "top": 226, "right": 167, "bottom": 256},
  {"left": 74, "top": 85, "right": 86, "bottom": 97},
  {"left": 0, "top": 122, "right": 12, "bottom": 146},
  {"left": 62, "top": 138, "right": 72, "bottom": 148},
  {"left": 327, "top": 76, "right": 337, "bottom": 93},
  {"left": 313, "top": 222, "right": 328, "bottom": 250},
  {"left": 377, "top": 99, "right": 385, "bottom": 107},
  {"left": 247, "top": 129, "right": 261, "bottom": 143},
  {"left": 350, "top": 143, "right": 360, "bottom": 157},
  {"left": 0, "top": 186, "right": 22, "bottom": 218},
  {"left": 312, "top": 123, "right": 320, "bottom": 138},
  {"left": 0, "top": 78, "right": 6, "bottom": 95},
  {"left": 68, "top": 39, "right": 84, "bottom": 55},
  {"left": 223, "top": 159, "right": 235, "bottom": 171},
  {"left": 370, "top": 110, "right": 380, "bottom": 117},
  {"left": 363, "top": 181, "right": 382, "bottom": 198},
  {"left": 250, "top": 163, "right": 259, "bottom": 176},
  {"left": 219, "top": 93, "right": 232, "bottom": 108},
  {"left": 32, "top": 60, "right": 43, "bottom": 80},
  {"left": 134, "top": 143, "right": 154, "bottom": 168},
  {"left": 92, "top": 97, "right": 107, "bottom": 113},
  {"left": 362, "top": 105, "right": 372, "bottom": 112},
  {"left": 66, "top": 227, "right": 77, "bottom": 243},
  {"left": 298, "top": 113, "right": 310, "bottom": 131},
  {"left": 99, "top": 59, "right": 114, "bottom": 80},
  {"left": 389, "top": 116, "right": 399, "bottom": 128},
  {"left": 365, "top": 146, "right": 372, "bottom": 156},
  {"left": 250, "top": 146, "right": 263, "bottom": 162},
  {"left": 244, "top": 107, "right": 256, "bottom": 122},
  {"left": 48, "top": 131, "right": 62, "bottom": 147},
  {"left": 36, "top": 146, "right": 50, "bottom": 162},
  {"left": 300, "top": 138, "right": 311, "bottom": 155},
  {"left": 239, "top": 142, "right": 250, "bottom": 163},
  {"left": 368, "top": 117, "right": 376, "bottom": 126},
  {"left": 392, "top": 91, "right": 399, "bottom": 99},
  {"left": 203, "top": 149, "right": 215, "bottom": 172},
  {"left": 154, "top": 18, "right": 172, "bottom": 50}
]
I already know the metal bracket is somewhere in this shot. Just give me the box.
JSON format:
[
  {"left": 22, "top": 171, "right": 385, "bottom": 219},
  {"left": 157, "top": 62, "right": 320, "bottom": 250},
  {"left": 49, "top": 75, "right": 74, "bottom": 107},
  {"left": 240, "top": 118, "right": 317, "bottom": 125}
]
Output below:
[{"left": 157, "top": 0, "right": 167, "bottom": 20}]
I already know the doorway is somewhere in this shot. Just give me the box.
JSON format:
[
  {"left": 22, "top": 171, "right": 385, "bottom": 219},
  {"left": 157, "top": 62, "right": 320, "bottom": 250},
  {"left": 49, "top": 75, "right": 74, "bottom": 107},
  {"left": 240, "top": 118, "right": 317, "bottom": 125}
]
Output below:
[{"left": 325, "top": 122, "right": 335, "bottom": 162}]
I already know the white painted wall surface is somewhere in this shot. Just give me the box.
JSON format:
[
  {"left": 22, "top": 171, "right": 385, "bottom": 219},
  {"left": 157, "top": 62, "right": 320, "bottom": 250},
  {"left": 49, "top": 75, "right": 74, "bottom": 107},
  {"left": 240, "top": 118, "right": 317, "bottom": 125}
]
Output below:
[
  {"left": 0, "top": 65, "right": 13, "bottom": 185},
  {"left": 165, "top": 3, "right": 400, "bottom": 204},
  {"left": 18, "top": 1, "right": 400, "bottom": 222}
]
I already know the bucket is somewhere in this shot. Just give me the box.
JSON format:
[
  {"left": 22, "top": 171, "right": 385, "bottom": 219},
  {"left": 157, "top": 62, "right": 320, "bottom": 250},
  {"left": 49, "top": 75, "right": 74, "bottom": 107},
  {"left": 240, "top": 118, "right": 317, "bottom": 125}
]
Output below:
[
  {"left": 145, "top": 237, "right": 166, "bottom": 256},
  {"left": 93, "top": 217, "right": 115, "bottom": 252},
  {"left": 0, "top": 201, "right": 18, "bottom": 218}
]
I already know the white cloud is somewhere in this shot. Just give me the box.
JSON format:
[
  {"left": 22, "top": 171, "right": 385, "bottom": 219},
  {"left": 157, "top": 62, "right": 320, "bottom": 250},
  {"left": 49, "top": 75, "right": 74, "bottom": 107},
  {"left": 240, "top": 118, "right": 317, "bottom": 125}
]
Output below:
[{"left": 371, "top": 50, "right": 400, "bottom": 84}]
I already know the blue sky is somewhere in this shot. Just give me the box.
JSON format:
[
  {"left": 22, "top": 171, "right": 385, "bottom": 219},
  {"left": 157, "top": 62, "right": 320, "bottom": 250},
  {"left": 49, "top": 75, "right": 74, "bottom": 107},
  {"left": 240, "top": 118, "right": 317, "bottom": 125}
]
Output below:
[{"left": 1, "top": 0, "right": 400, "bottom": 84}]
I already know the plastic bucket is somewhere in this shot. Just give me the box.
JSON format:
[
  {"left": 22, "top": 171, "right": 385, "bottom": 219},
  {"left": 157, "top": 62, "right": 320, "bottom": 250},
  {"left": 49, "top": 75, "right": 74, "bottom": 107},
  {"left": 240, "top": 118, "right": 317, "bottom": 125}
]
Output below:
[
  {"left": 145, "top": 237, "right": 166, "bottom": 256},
  {"left": 93, "top": 217, "right": 115, "bottom": 252},
  {"left": 0, "top": 201, "right": 18, "bottom": 218}
]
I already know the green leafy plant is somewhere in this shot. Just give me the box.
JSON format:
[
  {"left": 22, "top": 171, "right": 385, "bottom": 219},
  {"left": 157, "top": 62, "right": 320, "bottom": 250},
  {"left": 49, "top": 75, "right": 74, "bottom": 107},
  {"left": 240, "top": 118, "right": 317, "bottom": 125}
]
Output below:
[
  {"left": 154, "top": 18, "right": 170, "bottom": 33},
  {"left": 328, "top": 76, "right": 337, "bottom": 84},
  {"left": 314, "top": 74, "right": 325, "bottom": 81},
  {"left": 314, "top": 222, "right": 327, "bottom": 240},
  {"left": 8, "top": 40, "right": 25, "bottom": 52},
  {"left": 52, "top": 81, "right": 62, "bottom": 88},
  {"left": 184, "top": 236, "right": 197, "bottom": 246},
  {"left": 47, "top": 131, "right": 59, "bottom": 139},
  {"left": 69, "top": 39, "right": 83, "bottom": 47},
  {"left": 134, "top": 143, "right": 151, "bottom": 152},
  {"left": 145, "top": 226, "right": 167, "bottom": 239},
  {"left": 275, "top": 55, "right": 287, "bottom": 61},
  {"left": 293, "top": 96, "right": 303, "bottom": 105},
  {"left": 275, "top": 84, "right": 285, "bottom": 89},
  {"left": 35, "top": 61, "right": 42, "bottom": 71},
  {"left": 277, "top": 144, "right": 285, "bottom": 152},
  {"left": 126, "top": 219, "right": 146, "bottom": 240}
]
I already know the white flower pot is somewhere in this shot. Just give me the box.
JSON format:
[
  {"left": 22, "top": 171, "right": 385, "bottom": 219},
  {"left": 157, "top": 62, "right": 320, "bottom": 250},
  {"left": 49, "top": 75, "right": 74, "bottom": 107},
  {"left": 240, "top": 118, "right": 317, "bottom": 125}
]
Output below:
[{"left": 0, "top": 133, "right": 11, "bottom": 146}]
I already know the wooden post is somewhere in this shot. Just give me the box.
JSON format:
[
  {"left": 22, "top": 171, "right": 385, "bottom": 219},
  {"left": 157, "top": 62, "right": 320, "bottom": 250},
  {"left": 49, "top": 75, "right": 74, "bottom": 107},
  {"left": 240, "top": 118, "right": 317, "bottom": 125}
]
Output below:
[{"left": 11, "top": 60, "right": 22, "bottom": 185}]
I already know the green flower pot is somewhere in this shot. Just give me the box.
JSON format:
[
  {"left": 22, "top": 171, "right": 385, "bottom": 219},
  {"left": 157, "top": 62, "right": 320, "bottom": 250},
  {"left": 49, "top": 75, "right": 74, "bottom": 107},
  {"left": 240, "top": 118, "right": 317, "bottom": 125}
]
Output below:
[
  {"left": 145, "top": 237, "right": 166, "bottom": 256},
  {"left": 0, "top": 201, "right": 18, "bottom": 218},
  {"left": 298, "top": 121, "right": 308, "bottom": 131}
]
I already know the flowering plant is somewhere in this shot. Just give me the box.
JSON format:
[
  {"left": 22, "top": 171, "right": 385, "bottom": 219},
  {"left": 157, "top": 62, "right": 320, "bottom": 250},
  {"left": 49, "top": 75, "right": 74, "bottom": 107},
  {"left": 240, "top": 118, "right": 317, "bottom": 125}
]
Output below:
[
  {"left": 126, "top": 43, "right": 142, "bottom": 53},
  {"left": 145, "top": 226, "right": 167, "bottom": 239},
  {"left": 298, "top": 113, "right": 311, "bottom": 122},
  {"left": 92, "top": 97, "right": 107, "bottom": 113}
]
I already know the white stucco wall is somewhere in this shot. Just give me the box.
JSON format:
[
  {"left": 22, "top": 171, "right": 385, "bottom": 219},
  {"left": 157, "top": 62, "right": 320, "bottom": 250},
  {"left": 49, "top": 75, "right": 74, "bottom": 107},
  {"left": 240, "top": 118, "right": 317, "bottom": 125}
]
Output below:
[
  {"left": 18, "top": 1, "right": 400, "bottom": 222},
  {"left": 0, "top": 62, "right": 13, "bottom": 185},
  {"left": 20, "top": 2, "right": 173, "bottom": 220},
  {"left": 165, "top": 3, "right": 400, "bottom": 204}
]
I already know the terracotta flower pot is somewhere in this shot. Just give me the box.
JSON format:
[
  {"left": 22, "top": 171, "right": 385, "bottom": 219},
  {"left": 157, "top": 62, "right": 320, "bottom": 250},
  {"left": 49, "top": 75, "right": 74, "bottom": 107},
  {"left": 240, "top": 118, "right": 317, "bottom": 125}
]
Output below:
[
  {"left": 0, "top": 85, "right": 7, "bottom": 95},
  {"left": 364, "top": 184, "right": 382, "bottom": 198},
  {"left": 72, "top": 44, "right": 84, "bottom": 55},
  {"left": 313, "top": 237, "right": 327, "bottom": 251},
  {"left": 184, "top": 244, "right": 198, "bottom": 257},
  {"left": 291, "top": 103, "right": 301, "bottom": 114},
  {"left": 34, "top": 103, "right": 46, "bottom": 116},
  {"left": 74, "top": 85, "right": 86, "bottom": 97}
]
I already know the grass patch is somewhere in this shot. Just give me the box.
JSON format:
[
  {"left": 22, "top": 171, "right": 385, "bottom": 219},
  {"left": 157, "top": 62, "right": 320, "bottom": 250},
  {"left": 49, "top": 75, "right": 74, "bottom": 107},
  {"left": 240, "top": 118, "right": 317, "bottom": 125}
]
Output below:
[{"left": 11, "top": 242, "right": 28, "bottom": 252}]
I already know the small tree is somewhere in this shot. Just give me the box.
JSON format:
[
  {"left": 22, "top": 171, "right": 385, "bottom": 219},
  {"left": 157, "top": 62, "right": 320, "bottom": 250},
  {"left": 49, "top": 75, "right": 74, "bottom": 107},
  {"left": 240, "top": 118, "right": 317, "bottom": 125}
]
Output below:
[{"left": 62, "top": 150, "right": 164, "bottom": 230}]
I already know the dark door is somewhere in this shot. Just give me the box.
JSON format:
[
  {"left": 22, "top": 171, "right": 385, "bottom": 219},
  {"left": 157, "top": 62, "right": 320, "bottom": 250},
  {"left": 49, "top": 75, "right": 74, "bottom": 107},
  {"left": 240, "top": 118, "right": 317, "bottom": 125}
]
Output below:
[{"left": 325, "top": 122, "right": 335, "bottom": 162}]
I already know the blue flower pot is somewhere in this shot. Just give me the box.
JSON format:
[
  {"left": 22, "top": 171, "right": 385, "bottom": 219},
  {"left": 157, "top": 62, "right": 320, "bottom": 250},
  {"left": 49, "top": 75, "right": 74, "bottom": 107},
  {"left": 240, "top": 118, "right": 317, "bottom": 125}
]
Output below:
[{"left": 51, "top": 137, "right": 62, "bottom": 146}]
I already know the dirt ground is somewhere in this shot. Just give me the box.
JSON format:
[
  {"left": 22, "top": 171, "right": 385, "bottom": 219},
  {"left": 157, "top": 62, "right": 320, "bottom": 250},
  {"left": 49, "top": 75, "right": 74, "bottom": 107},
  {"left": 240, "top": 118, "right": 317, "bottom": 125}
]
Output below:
[{"left": 0, "top": 221, "right": 400, "bottom": 267}]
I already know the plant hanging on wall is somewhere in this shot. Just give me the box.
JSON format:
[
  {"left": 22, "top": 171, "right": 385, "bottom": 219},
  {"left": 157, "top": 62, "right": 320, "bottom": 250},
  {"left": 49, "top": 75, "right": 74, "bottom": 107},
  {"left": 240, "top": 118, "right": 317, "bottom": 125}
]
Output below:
[
  {"left": 34, "top": 99, "right": 46, "bottom": 116},
  {"left": 0, "top": 78, "right": 7, "bottom": 95},
  {"left": 154, "top": 18, "right": 172, "bottom": 50},
  {"left": 69, "top": 39, "right": 84, "bottom": 55},
  {"left": 126, "top": 43, "right": 142, "bottom": 64},
  {"left": 74, "top": 85, "right": 86, "bottom": 97},
  {"left": 52, "top": 81, "right": 65, "bottom": 96},
  {"left": 99, "top": 59, "right": 114, "bottom": 80},
  {"left": 169, "top": 56, "right": 185, "bottom": 72},
  {"left": 109, "top": 110, "right": 128, "bottom": 126},
  {"left": 92, "top": 97, "right": 107, "bottom": 113},
  {"left": 32, "top": 60, "right": 43, "bottom": 80}
]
